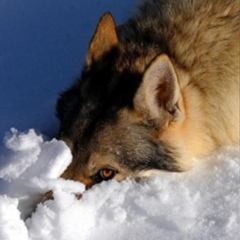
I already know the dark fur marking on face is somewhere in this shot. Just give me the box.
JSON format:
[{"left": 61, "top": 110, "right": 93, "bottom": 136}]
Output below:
[
  {"left": 57, "top": 45, "right": 152, "bottom": 143},
  {"left": 112, "top": 135, "right": 180, "bottom": 172}
]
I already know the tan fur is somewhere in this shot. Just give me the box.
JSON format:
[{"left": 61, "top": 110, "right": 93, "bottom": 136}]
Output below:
[
  {"left": 134, "top": 0, "right": 240, "bottom": 169},
  {"left": 87, "top": 13, "right": 118, "bottom": 66},
  {"left": 166, "top": 1, "right": 240, "bottom": 162}
]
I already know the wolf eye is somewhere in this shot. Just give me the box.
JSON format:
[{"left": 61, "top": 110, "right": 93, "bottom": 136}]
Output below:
[{"left": 98, "top": 169, "right": 116, "bottom": 181}]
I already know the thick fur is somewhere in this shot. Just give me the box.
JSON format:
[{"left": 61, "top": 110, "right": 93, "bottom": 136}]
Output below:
[{"left": 57, "top": 0, "right": 239, "bottom": 188}]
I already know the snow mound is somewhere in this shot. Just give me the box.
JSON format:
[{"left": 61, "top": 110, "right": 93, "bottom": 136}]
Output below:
[
  {"left": 0, "top": 129, "right": 239, "bottom": 240},
  {"left": 0, "top": 128, "right": 82, "bottom": 220}
]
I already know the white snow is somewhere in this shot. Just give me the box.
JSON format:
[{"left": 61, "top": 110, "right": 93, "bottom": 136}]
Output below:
[
  {"left": 0, "top": 196, "right": 28, "bottom": 240},
  {"left": 0, "top": 129, "right": 239, "bottom": 240}
]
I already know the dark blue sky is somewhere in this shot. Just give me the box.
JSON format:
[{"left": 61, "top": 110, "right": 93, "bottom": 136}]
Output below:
[{"left": 0, "top": 0, "right": 137, "bottom": 140}]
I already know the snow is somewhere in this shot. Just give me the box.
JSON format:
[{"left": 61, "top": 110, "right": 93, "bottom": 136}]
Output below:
[
  {"left": 0, "top": 129, "right": 239, "bottom": 240},
  {"left": 0, "top": 196, "right": 28, "bottom": 240},
  {"left": 0, "top": 0, "right": 239, "bottom": 239}
]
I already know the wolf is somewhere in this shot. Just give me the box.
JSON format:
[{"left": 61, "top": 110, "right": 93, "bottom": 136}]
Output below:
[{"left": 57, "top": 0, "right": 239, "bottom": 188}]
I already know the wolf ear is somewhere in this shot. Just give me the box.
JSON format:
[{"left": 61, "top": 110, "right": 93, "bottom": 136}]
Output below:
[
  {"left": 134, "top": 54, "right": 183, "bottom": 124},
  {"left": 87, "top": 13, "right": 118, "bottom": 66}
]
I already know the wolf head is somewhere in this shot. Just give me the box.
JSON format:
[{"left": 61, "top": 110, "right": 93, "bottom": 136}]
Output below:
[{"left": 57, "top": 13, "right": 190, "bottom": 188}]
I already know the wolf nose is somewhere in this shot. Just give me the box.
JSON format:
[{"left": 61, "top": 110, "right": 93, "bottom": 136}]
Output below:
[{"left": 76, "top": 176, "right": 94, "bottom": 189}]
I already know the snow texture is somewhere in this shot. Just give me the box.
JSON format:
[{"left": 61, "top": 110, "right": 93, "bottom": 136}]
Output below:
[{"left": 0, "top": 129, "right": 239, "bottom": 240}]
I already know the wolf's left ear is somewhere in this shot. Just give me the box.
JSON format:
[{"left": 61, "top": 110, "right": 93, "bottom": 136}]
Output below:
[
  {"left": 87, "top": 13, "right": 118, "bottom": 66},
  {"left": 134, "top": 54, "right": 184, "bottom": 124}
]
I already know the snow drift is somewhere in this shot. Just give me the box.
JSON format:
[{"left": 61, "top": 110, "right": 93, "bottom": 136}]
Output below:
[{"left": 0, "top": 129, "right": 239, "bottom": 240}]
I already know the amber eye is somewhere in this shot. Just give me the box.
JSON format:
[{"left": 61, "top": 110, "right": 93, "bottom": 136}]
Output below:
[{"left": 98, "top": 169, "right": 116, "bottom": 181}]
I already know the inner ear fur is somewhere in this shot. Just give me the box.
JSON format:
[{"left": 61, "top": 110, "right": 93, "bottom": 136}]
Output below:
[
  {"left": 87, "top": 13, "right": 118, "bottom": 66},
  {"left": 134, "top": 54, "right": 184, "bottom": 126}
]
